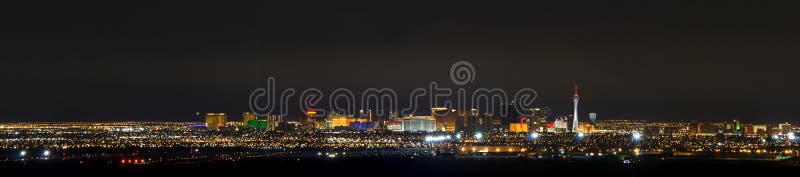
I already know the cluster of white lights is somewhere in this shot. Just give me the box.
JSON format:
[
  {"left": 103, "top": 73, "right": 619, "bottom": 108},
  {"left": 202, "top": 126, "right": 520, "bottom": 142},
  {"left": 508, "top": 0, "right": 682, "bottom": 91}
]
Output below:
[
  {"left": 577, "top": 132, "right": 585, "bottom": 138},
  {"left": 475, "top": 133, "right": 483, "bottom": 140},
  {"left": 586, "top": 152, "right": 603, "bottom": 156},
  {"left": 424, "top": 135, "right": 451, "bottom": 142},
  {"left": 632, "top": 131, "right": 642, "bottom": 140},
  {"left": 787, "top": 132, "right": 797, "bottom": 140},
  {"left": 530, "top": 132, "right": 540, "bottom": 139}
]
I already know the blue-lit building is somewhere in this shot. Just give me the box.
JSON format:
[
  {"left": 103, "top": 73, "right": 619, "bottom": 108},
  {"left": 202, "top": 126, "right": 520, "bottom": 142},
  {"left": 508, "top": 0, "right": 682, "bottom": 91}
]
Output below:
[{"left": 349, "top": 122, "right": 376, "bottom": 130}]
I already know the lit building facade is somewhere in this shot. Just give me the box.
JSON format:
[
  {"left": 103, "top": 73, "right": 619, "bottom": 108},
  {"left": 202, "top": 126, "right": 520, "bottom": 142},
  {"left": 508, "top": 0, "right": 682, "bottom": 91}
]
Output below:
[
  {"left": 205, "top": 113, "right": 227, "bottom": 129},
  {"left": 432, "top": 107, "right": 456, "bottom": 132},
  {"left": 241, "top": 112, "right": 256, "bottom": 126},
  {"left": 509, "top": 123, "right": 528, "bottom": 133},
  {"left": 779, "top": 123, "right": 792, "bottom": 134},
  {"left": 578, "top": 123, "right": 595, "bottom": 133},
  {"left": 401, "top": 116, "right": 436, "bottom": 132}
]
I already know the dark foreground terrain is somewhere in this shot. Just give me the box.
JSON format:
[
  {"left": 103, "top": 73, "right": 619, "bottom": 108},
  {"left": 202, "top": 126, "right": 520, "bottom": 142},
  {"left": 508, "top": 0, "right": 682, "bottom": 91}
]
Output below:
[{"left": 2, "top": 157, "right": 799, "bottom": 177}]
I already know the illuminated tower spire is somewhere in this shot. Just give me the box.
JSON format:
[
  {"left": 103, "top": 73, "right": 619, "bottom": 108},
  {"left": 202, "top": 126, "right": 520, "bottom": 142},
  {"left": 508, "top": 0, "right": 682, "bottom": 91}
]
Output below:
[
  {"left": 573, "top": 83, "right": 579, "bottom": 98},
  {"left": 572, "top": 83, "right": 580, "bottom": 133}
]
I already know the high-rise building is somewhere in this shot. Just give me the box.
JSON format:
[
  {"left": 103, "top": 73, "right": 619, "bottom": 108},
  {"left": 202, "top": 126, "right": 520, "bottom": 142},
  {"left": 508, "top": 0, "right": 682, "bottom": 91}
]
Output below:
[
  {"left": 329, "top": 112, "right": 364, "bottom": 129},
  {"left": 572, "top": 84, "right": 580, "bottom": 133},
  {"left": 501, "top": 100, "right": 520, "bottom": 132},
  {"left": 401, "top": 116, "right": 437, "bottom": 132},
  {"left": 331, "top": 116, "right": 351, "bottom": 128},
  {"left": 449, "top": 108, "right": 482, "bottom": 132},
  {"left": 241, "top": 112, "right": 256, "bottom": 126},
  {"left": 753, "top": 125, "right": 768, "bottom": 135},
  {"left": 205, "top": 113, "right": 227, "bottom": 129},
  {"left": 464, "top": 109, "right": 484, "bottom": 133},
  {"left": 432, "top": 107, "right": 456, "bottom": 132},
  {"left": 589, "top": 113, "right": 597, "bottom": 124},
  {"left": 577, "top": 122, "right": 595, "bottom": 133},
  {"left": 689, "top": 122, "right": 703, "bottom": 135},
  {"left": 528, "top": 108, "right": 547, "bottom": 132},
  {"left": 302, "top": 110, "right": 318, "bottom": 130},
  {"left": 554, "top": 116, "right": 569, "bottom": 132},
  {"left": 779, "top": 122, "right": 792, "bottom": 134},
  {"left": 492, "top": 100, "right": 520, "bottom": 131},
  {"left": 743, "top": 124, "right": 755, "bottom": 135}
]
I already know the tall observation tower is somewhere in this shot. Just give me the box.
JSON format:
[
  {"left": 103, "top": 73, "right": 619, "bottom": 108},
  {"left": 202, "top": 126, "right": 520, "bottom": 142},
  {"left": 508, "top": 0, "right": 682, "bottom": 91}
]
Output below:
[{"left": 572, "top": 84, "right": 580, "bottom": 133}]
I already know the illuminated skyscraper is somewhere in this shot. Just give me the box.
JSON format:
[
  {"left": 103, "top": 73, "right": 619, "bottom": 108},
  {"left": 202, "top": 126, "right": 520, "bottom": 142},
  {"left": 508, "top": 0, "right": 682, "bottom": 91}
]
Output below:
[
  {"left": 465, "top": 108, "right": 483, "bottom": 132},
  {"left": 779, "top": 122, "right": 792, "bottom": 134},
  {"left": 241, "top": 112, "right": 256, "bottom": 126},
  {"left": 401, "top": 116, "right": 437, "bottom": 132},
  {"left": 247, "top": 114, "right": 282, "bottom": 130},
  {"left": 329, "top": 112, "right": 353, "bottom": 128},
  {"left": 495, "top": 100, "right": 519, "bottom": 132},
  {"left": 432, "top": 107, "right": 456, "bottom": 132},
  {"left": 506, "top": 100, "right": 519, "bottom": 131},
  {"left": 554, "top": 116, "right": 569, "bottom": 132},
  {"left": 303, "top": 110, "right": 318, "bottom": 130},
  {"left": 205, "top": 113, "right": 227, "bottom": 129},
  {"left": 572, "top": 84, "right": 580, "bottom": 133},
  {"left": 264, "top": 114, "right": 282, "bottom": 130}
]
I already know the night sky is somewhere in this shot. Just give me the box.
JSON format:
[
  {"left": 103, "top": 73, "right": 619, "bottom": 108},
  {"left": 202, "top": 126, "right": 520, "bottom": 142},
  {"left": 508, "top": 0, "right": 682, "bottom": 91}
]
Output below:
[{"left": 1, "top": 1, "right": 798, "bottom": 122}]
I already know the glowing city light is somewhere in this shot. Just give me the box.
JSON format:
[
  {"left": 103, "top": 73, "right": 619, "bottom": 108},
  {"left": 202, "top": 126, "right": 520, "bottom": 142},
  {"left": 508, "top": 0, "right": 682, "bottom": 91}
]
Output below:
[
  {"left": 530, "top": 132, "right": 540, "bottom": 139},
  {"left": 43, "top": 150, "right": 50, "bottom": 156},
  {"left": 20, "top": 150, "right": 26, "bottom": 156},
  {"left": 424, "top": 135, "right": 449, "bottom": 142},
  {"left": 455, "top": 133, "right": 462, "bottom": 139},
  {"left": 577, "top": 132, "right": 585, "bottom": 138},
  {"left": 787, "top": 133, "right": 797, "bottom": 140},
  {"left": 475, "top": 133, "right": 483, "bottom": 140},
  {"left": 632, "top": 131, "right": 642, "bottom": 140}
]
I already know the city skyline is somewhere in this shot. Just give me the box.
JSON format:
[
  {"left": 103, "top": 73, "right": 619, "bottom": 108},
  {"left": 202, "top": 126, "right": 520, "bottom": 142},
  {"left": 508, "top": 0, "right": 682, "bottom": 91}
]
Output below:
[
  {"left": 2, "top": 2, "right": 800, "bottom": 176},
  {"left": 0, "top": 71, "right": 796, "bottom": 124}
]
